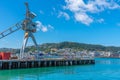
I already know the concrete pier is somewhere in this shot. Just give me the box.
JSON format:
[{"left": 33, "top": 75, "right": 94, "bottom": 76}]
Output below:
[{"left": 0, "top": 59, "right": 95, "bottom": 70}]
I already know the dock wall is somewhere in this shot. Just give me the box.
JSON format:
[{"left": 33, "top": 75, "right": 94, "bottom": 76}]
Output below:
[{"left": 0, "top": 59, "right": 95, "bottom": 70}]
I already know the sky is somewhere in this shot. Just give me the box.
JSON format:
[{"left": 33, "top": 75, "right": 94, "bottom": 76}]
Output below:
[{"left": 1, "top": 0, "right": 120, "bottom": 48}]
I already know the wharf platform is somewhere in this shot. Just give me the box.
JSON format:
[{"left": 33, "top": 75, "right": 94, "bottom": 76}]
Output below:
[{"left": 0, "top": 58, "right": 95, "bottom": 70}]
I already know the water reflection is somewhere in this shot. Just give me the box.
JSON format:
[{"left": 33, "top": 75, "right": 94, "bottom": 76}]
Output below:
[
  {"left": 0, "top": 68, "right": 53, "bottom": 80},
  {"left": 0, "top": 65, "right": 91, "bottom": 80}
]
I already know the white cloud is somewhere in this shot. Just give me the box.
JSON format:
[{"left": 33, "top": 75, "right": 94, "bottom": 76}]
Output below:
[
  {"left": 41, "top": 27, "right": 48, "bottom": 32},
  {"left": 75, "top": 12, "right": 93, "bottom": 26},
  {"left": 97, "top": 18, "right": 104, "bottom": 23},
  {"left": 48, "top": 24, "right": 54, "bottom": 29},
  {"left": 65, "top": 0, "right": 120, "bottom": 13},
  {"left": 58, "top": 11, "right": 70, "bottom": 20},
  {"left": 36, "top": 21, "right": 54, "bottom": 32},
  {"left": 64, "top": 0, "right": 120, "bottom": 25}
]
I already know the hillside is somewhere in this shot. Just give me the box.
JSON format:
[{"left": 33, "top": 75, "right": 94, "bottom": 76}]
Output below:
[{"left": 0, "top": 41, "right": 120, "bottom": 53}]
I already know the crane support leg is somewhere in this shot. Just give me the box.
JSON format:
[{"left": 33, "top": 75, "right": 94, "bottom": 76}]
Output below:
[
  {"left": 30, "top": 33, "right": 39, "bottom": 51},
  {"left": 20, "top": 32, "right": 29, "bottom": 59},
  {"left": 20, "top": 31, "right": 39, "bottom": 59}
]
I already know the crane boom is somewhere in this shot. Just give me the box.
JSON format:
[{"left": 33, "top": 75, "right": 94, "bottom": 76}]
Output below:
[{"left": 0, "top": 22, "right": 22, "bottom": 39}]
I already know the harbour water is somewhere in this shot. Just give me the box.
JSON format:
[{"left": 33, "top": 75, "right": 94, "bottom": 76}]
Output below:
[{"left": 0, "top": 58, "right": 120, "bottom": 80}]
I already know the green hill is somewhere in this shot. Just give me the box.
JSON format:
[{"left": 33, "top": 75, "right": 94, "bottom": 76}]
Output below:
[{"left": 0, "top": 41, "right": 120, "bottom": 53}]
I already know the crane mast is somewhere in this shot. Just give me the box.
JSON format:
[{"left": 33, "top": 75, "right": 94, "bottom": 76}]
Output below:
[
  {"left": 20, "top": 2, "right": 39, "bottom": 59},
  {"left": 25, "top": 2, "right": 30, "bottom": 18}
]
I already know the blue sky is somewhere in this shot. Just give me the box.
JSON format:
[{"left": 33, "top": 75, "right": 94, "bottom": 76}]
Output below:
[{"left": 1, "top": 0, "right": 120, "bottom": 48}]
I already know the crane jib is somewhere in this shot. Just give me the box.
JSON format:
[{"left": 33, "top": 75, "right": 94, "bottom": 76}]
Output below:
[{"left": 0, "top": 23, "right": 22, "bottom": 39}]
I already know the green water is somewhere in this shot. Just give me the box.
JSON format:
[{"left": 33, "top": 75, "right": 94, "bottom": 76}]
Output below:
[{"left": 1, "top": 58, "right": 120, "bottom": 80}]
